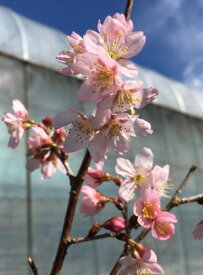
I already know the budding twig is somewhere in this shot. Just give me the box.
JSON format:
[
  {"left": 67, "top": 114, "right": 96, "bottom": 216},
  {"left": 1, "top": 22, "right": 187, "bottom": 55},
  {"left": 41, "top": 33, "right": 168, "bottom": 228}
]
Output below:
[
  {"left": 110, "top": 165, "right": 199, "bottom": 274},
  {"left": 27, "top": 257, "right": 39, "bottom": 275}
]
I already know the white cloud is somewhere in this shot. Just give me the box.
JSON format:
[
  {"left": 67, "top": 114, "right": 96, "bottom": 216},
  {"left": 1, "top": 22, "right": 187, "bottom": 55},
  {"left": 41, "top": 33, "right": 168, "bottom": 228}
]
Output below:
[{"left": 134, "top": 0, "right": 203, "bottom": 90}]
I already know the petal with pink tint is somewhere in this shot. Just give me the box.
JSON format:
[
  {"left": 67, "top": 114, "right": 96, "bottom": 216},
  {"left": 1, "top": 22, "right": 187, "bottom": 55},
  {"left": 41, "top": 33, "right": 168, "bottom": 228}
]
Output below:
[
  {"left": 119, "top": 178, "right": 137, "bottom": 202},
  {"left": 8, "top": 127, "right": 24, "bottom": 148},
  {"left": 134, "top": 118, "right": 153, "bottom": 136},
  {"left": 135, "top": 87, "right": 159, "bottom": 109},
  {"left": 74, "top": 52, "right": 98, "bottom": 76},
  {"left": 122, "top": 31, "right": 146, "bottom": 58},
  {"left": 134, "top": 147, "right": 153, "bottom": 169},
  {"left": 115, "top": 158, "right": 135, "bottom": 177},
  {"left": 118, "top": 59, "right": 138, "bottom": 77},
  {"left": 53, "top": 108, "right": 82, "bottom": 129},
  {"left": 77, "top": 79, "right": 99, "bottom": 102},
  {"left": 12, "top": 99, "right": 28, "bottom": 116},
  {"left": 41, "top": 161, "right": 57, "bottom": 179}
]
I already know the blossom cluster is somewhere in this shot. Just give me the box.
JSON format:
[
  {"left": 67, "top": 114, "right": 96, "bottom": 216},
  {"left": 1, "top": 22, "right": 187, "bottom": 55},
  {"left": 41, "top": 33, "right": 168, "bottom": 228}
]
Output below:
[
  {"left": 2, "top": 12, "right": 202, "bottom": 275},
  {"left": 2, "top": 101, "right": 68, "bottom": 179},
  {"left": 53, "top": 13, "right": 159, "bottom": 164}
]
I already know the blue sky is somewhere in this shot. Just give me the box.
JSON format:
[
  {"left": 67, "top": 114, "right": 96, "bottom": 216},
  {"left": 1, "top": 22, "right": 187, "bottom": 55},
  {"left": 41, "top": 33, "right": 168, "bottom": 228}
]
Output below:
[{"left": 1, "top": 0, "right": 203, "bottom": 90}]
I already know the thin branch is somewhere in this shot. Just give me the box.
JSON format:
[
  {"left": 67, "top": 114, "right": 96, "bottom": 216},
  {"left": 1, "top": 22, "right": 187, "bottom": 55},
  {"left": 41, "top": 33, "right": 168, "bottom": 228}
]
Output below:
[
  {"left": 53, "top": 148, "right": 75, "bottom": 178},
  {"left": 71, "top": 232, "right": 117, "bottom": 244},
  {"left": 173, "top": 165, "right": 197, "bottom": 199},
  {"left": 173, "top": 193, "right": 203, "bottom": 206},
  {"left": 124, "top": 0, "right": 135, "bottom": 21},
  {"left": 165, "top": 165, "right": 197, "bottom": 211},
  {"left": 27, "top": 257, "right": 39, "bottom": 275},
  {"left": 50, "top": 150, "right": 91, "bottom": 275}
]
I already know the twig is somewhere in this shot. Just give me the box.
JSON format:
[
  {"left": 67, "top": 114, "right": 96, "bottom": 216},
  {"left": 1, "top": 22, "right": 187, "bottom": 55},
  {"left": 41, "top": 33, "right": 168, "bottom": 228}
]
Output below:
[
  {"left": 124, "top": 0, "right": 135, "bottom": 21},
  {"left": 50, "top": 150, "right": 91, "bottom": 275},
  {"left": 27, "top": 257, "right": 39, "bottom": 275},
  {"left": 71, "top": 232, "right": 117, "bottom": 244},
  {"left": 173, "top": 193, "right": 203, "bottom": 206},
  {"left": 165, "top": 165, "right": 197, "bottom": 211},
  {"left": 53, "top": 148, "right": 75, "bottom": 178}
]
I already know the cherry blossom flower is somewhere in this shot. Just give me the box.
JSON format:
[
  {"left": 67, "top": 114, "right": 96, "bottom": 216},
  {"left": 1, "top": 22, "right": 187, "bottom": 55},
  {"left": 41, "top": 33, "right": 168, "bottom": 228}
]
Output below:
[
  {"left": 193, "top": 221, "right": 203, "bottom": 240},
  {"left": 152, "top": 211, "right": 177, "bottom": 240},
  {"left": 115, "top": 148, "right": 154, "bottom": 201},
  {"left": 80, "top": 185, "right": 107, "bottom": 216},
  {"left": 151, "top": 165, "right": 171, "bottom": 198},
  {"left": 56, "top": 31, "right": 87, "bottom": 75},
  {"left": 84, "top": 14, "right": 146, "bottom": 77},
  {"left": 2, "top": 99, "right": 31, "bottom": 148},
  {"left": 90, "top": 111, "right": 153, "bottom": 163},
  {"left": 53, "top": 108, "right": 96, "bottom": 155},
  {"left": 119, "top": 249, "right": 164, "bottom": 275},
  {"left": 73, "top": 47, "right": 123, "bottom": 102},
  {"left": 26, "top": 127, "right": 66, "bottom": 179},
  {"left": 96, "top": 80, "right": 159, "bottom": 115},
  {"left": 134, "top": 190, "right": 161, "bottom": 229},
  {"left": 103, "top": 217, "right": 125, "bottom": 232}
]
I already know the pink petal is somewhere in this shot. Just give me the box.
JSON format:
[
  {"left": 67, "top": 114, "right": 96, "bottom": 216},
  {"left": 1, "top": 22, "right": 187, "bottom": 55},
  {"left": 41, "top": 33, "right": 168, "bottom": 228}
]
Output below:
[
  {"left": 12, "top": 99, "right": 28, "bottom": 116},
  {"left": 119, "top": 178, "right": 137, "bottom": 202},
  {"left": 134, "top": 118, "right": 153, "bottom": 136},
  {"left": 134, "top": 147, "right": 153, "bottom": 169},
  {"left": 74, "top": 52, "right": 98, "bottom": 76},
  {"left": 53, "top": 108, "right": 82, "bottom": 129},
  {"left": 63, "top": 128, "right": 89, "bottom": 153},
  {"left": 89, "top": 109, "right": 111, "bottom": 128},
  {"left": 115, "top": 158, "right": 135, "bottom": 177},
  {"left": 135, "top": 87, "right": 159, "bottom": 109},
  {"left": 41, "top": 161, "right": 56, "bottom": 179},
  {"left": 123, "top": 31, "right": 146, "bottom": 58},
  {"left": 77, "top": 79, "right": 100, "bottom": 102},
  {"left": 118, "top": 59, "right": 138, "bottom": 77}
]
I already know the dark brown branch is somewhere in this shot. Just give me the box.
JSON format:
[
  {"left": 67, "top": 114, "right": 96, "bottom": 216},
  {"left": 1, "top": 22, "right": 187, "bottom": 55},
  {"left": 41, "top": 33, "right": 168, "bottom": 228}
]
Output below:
[
  {"left": 124, "top": 0, "right": 135, "bottom": 21},
  {"left": 27, "top": 257, "right": 39, "bottom": 275},
  {"left": 50, "top": 150, "right": 91, "bottom": 275}
]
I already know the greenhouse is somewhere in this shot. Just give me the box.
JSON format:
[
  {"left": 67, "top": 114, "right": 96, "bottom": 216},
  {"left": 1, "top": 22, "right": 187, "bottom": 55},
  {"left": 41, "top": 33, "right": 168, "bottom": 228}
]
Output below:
[{"left": 0, "top": 5, "right": 202, "bottom": 275}]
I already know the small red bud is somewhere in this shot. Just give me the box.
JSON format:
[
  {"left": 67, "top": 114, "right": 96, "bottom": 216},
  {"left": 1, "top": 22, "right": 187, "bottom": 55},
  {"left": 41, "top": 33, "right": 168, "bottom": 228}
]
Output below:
[{"left": 103, "top": 217, "right": 125, "bottom": 232}]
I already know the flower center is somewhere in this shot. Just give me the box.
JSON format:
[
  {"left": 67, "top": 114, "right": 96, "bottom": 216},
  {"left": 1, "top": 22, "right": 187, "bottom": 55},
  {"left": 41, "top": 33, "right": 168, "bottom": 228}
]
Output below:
[
  {"left": 154, "top": 222, "right": 171, "bottom": 236},
  {"left": 142, "top": 202, "right": 158, "bottom": 219},
  {"left": 134, "top": 173, "right": 145, "bottom": 186},
  {"left": 91, "top": 63, "right": 115, "bottom": 92},
  {"left": 108, "top": 118, "right": 122, "bottom": 137},
  {"left": 72, "top": 43, "right": 84, "bottom": 54},
  {"left": 102, "top": 33, "right": 128, "bottom": 60},
  {"left": 133, "top": 263, "right": 155, "bottom": 275}
]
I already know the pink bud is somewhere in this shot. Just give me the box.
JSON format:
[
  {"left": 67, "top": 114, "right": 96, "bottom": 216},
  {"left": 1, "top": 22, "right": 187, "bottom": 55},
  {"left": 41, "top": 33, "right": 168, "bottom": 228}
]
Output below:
[{"left": 103, "top": 217, "right": 125, "bottom": 232}]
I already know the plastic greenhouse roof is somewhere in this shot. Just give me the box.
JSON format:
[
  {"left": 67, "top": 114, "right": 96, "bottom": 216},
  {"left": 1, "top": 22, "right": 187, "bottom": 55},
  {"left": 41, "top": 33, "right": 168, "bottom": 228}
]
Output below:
[{"left": 0, "top": 5, "right": 203, "bottom": 120}]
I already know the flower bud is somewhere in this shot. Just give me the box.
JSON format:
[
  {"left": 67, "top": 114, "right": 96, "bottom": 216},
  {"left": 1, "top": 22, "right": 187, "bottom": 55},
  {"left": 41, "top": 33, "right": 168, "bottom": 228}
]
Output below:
[{"left": 103, "top": 217, "right": 125, "bottom": 232}]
